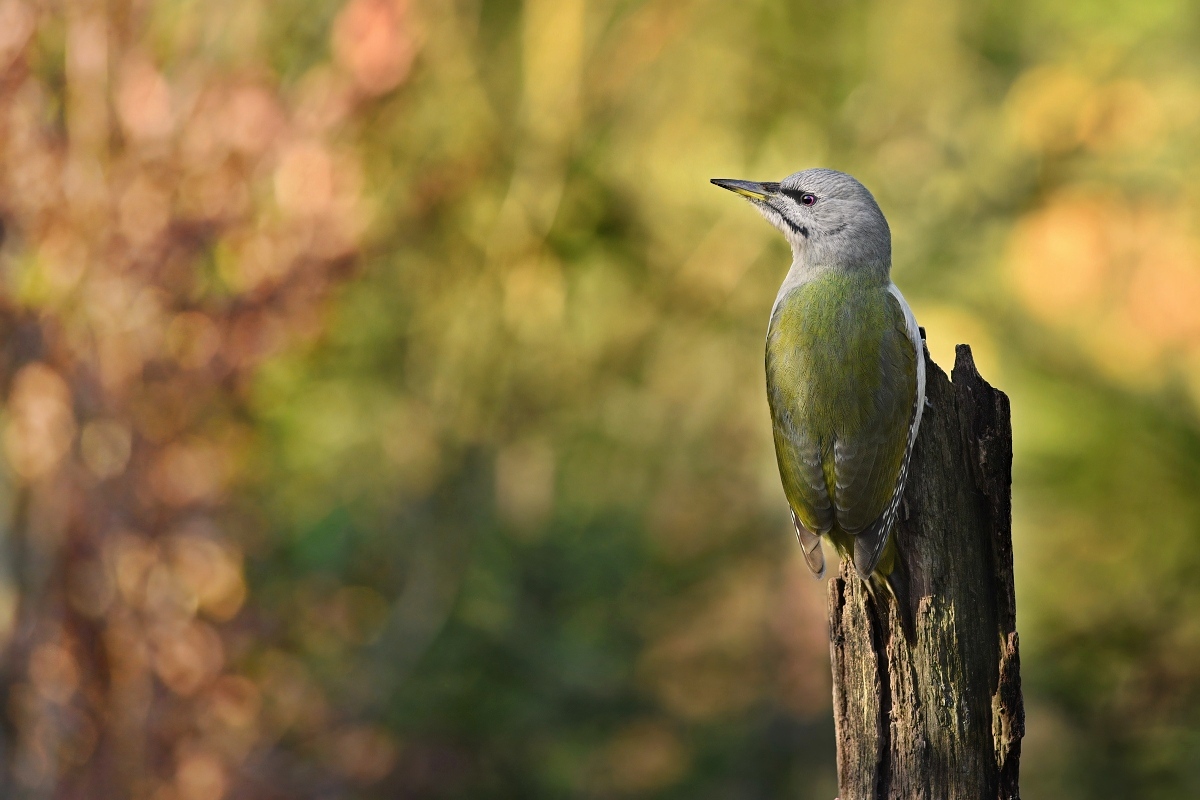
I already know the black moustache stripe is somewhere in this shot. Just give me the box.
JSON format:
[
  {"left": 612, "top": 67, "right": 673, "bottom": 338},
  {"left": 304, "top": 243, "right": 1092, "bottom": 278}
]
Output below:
[
  {"left": 784, "top": 218, "right": 809, "bottom": 238},
  {"left": 757, "top": 201, "right": 809, "bottom": 238}
]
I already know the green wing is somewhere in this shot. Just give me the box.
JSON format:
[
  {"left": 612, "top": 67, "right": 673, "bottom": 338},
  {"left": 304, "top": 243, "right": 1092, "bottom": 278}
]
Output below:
[
  {"left": 831, "top": 291, "right": 916, "bottom": 534},
  {"left": 766, "top": 277, "right": 919, "bottom": 577}
]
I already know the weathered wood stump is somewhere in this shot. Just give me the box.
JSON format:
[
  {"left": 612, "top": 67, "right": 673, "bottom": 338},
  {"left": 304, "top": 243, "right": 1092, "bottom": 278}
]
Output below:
[{"left": 829, "top": 344, "right": 1023, "bottom": 800}]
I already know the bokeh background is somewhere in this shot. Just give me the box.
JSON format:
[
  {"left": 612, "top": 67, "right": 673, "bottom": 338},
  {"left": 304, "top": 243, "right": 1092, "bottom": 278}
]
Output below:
[{"left": 0, "top": 0, "right": 1196, "bottom": 797}]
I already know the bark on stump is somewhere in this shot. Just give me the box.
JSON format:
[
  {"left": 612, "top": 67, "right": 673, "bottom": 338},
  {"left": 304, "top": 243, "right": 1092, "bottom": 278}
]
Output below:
[{"left": 829, "top": 344, "right": 1023, "bottom": 800}]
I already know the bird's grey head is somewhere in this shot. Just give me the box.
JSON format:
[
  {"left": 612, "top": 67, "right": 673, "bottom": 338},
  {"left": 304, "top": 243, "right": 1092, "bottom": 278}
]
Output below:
[{"left": 711, "top": 168, "right": 891, "bottom": 278}]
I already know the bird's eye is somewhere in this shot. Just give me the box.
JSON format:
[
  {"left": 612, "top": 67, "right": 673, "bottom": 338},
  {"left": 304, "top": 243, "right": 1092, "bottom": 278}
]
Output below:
[{"left": 782, "top": 189, "right": 818, "bottom": 207}]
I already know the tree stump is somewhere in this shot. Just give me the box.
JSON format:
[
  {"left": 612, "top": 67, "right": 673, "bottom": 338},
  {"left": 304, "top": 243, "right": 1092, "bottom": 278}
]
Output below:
[{"left": 829, "top": 344, "right": 1023, "bottom": 800}]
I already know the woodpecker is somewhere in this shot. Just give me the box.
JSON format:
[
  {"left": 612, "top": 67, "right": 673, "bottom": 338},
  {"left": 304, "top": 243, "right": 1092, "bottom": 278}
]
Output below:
[{"left": 711, "top": 169, "right": 925, "bottom": 588}]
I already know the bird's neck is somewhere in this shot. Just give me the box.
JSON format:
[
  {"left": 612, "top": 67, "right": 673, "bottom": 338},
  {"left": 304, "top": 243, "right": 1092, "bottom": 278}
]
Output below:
[
  {"left": 788, "top": 229, "right": 891, "bottom": 281},
  {"left": 772, "top": 255, "right": 890, "bottom": 318}
]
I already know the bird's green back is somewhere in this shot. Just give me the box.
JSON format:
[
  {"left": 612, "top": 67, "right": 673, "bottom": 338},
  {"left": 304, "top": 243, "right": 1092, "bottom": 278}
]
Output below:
[{"left": 766, "top": 271, "right": 917, "bottom": 547}]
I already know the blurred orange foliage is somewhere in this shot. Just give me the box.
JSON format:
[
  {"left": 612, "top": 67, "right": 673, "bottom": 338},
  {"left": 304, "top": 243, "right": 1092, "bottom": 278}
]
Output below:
[{"left": 0, "top": 0, "right": 412, "bottom": 794}]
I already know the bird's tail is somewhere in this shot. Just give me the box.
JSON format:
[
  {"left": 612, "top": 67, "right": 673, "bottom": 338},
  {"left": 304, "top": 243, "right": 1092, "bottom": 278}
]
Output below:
[{"left": 856, "top": 533, "right": 914, "bottom": 642}]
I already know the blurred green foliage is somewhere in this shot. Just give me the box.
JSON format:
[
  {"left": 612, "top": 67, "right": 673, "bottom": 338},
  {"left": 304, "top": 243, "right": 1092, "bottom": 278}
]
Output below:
[
  {"left": 251, "top": 0, "right": 1200, "bottom": 797},
  {"left": 239, "top": 0, "right": 1200, "bottom": 796}
]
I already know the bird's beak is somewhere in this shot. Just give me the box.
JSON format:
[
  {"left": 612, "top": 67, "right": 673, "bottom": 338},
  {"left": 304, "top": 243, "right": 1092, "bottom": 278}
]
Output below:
[{"left": 710, "top": 178, "right": 777, "bottom": 201}]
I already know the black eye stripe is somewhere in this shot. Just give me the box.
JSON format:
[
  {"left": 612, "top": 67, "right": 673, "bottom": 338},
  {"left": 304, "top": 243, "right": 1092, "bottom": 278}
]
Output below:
[{"left": 781, "top": 189, "right": 816, "bottom": 205}]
